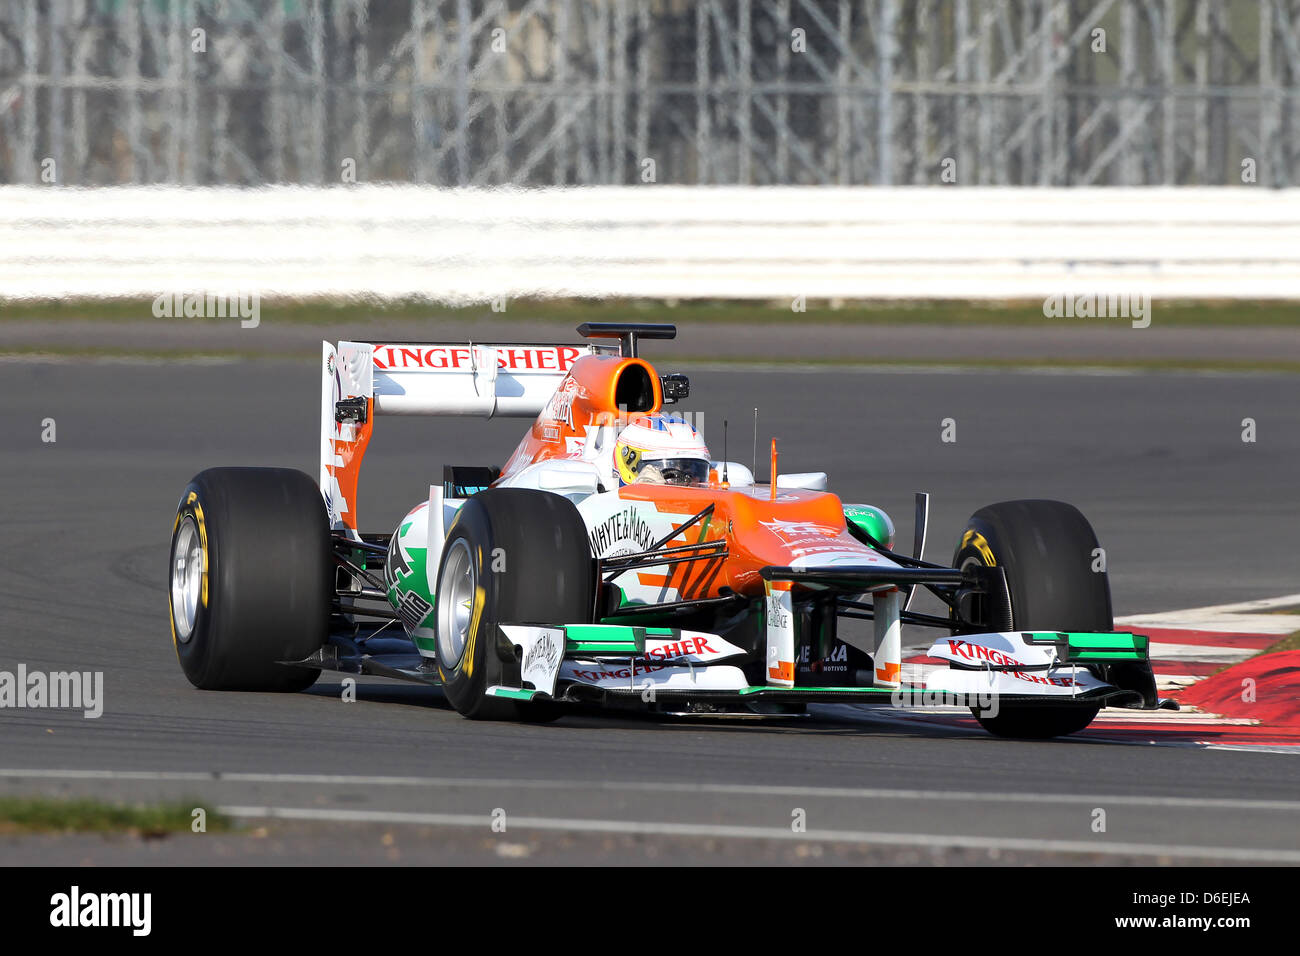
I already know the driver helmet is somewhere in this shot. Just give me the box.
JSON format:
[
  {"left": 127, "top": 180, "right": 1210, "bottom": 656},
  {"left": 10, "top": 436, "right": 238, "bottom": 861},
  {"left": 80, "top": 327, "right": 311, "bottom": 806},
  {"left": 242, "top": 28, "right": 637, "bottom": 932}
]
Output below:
[{"left": 613, "top": 414, "right": 711, "bottom": 486}]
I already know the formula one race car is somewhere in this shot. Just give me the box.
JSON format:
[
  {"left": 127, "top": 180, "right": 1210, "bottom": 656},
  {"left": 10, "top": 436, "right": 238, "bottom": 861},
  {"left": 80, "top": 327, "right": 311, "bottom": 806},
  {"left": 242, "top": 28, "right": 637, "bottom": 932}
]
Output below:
[{"left": 167, "top": 323, "right": 1172, "bottom": 738}]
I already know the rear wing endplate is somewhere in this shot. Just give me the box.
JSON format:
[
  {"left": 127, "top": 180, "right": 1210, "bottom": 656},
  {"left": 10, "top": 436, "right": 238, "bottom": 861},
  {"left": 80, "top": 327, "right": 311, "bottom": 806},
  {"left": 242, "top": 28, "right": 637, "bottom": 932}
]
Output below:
[{"left": 319, "top": 339, "right": 599, "bottom": 532}]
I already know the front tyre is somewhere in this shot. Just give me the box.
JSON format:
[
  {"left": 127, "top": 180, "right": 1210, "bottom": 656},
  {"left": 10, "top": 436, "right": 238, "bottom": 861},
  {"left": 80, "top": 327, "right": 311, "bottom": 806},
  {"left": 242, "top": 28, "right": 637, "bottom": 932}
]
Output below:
[
  {"left": 434, "top": 488, "right": 594, "bottom": 721},
  {"left": 169, "top": 467, "right": 329, "bottom": 692},
  {"left": 953, "top": 499, "right": 1111, "bottom": 739}
]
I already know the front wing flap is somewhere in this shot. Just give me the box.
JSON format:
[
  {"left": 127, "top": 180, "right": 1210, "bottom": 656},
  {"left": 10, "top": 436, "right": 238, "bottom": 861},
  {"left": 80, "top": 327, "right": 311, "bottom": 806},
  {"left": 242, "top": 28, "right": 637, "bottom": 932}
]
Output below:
[
  {"left": 286, "top": 623, "right": 1169, "bottom": 714},
  {"left": 921, "top": 630, "right": 1169, "bottom": 710}
]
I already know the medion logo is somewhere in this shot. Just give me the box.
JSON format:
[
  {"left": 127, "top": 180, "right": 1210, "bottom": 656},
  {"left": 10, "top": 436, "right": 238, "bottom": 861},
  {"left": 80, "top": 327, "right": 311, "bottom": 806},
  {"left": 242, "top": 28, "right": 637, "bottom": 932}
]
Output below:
[{"left": 50, "top": 886, "right": 151, "bottom": 936}]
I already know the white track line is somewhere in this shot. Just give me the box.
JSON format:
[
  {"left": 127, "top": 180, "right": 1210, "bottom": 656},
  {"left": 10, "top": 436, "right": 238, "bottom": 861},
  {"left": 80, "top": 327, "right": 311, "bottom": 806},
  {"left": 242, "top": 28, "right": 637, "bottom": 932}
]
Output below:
[
  {"left": 1118, "top": 594, "right": 1300, "bottom": 636},
  {"left": 1088, "top": 710, "right": 1256, "bottom": 725},
  {"left": 1126, "top": 594, "right": 1300, "bottom": 614},
  {"left": 1126, "top": 614, "right": 1300, "bottom": 635},
  {"left": 217, "top": 805, "right": 1300, "bottom": 863},
  {"left": 2, "top": 768, "right": 1297, "bottom": 812},
  {"left": 1147, "top": 642, "right": 1253, "bottom": 663},
  {"left": 1155, "top": 676, "right": 1205, "bottom": 688}
]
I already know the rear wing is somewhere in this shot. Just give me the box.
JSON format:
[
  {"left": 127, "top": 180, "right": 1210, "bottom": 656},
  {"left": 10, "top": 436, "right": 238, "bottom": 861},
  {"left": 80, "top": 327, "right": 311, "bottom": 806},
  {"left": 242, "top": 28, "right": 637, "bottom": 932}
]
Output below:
[
  {"left": 319, "top": 324, "right": 676, "bottom": 534},
  {"left": 320, "top": 339, "right": 601, "bottom": 531},
  {"left": 328, "top": 341, "right": 599, "bottom": 417}
]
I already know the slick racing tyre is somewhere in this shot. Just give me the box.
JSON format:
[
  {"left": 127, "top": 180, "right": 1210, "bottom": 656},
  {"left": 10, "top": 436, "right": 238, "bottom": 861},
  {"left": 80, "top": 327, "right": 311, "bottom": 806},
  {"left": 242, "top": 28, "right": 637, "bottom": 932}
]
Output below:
[
  {"left": 434, "top": 488, "right": 594, "bottom": 721},
  {"left": 170, "top": 467, "right": 329, "bottom": 692},
  {"left": 952, "top": 499, "right": 1112, "bottom": 739}
]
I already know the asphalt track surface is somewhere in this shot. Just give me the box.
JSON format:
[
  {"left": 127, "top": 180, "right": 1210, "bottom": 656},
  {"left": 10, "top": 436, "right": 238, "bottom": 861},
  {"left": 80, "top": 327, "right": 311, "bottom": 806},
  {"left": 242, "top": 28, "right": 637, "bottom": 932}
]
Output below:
[{"left": 1, "top": 357, "right": 1298, "bottom": 864}]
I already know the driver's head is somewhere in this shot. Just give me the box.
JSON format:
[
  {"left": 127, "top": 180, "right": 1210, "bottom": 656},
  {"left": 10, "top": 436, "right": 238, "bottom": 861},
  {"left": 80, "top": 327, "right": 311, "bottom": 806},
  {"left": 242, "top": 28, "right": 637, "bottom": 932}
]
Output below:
[{"left": 613, "top": 414, "right": 711, "bottom": 486}]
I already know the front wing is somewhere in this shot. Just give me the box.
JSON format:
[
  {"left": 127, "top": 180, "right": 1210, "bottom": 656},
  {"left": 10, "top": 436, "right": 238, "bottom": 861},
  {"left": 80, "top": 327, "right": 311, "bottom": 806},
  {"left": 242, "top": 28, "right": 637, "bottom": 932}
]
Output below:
[
  {"left": 288, "top": 623, "right": 1172, "bottom": 714},
  {"left": 486, "top": 624, "right": 1172, "bottom": 713}
]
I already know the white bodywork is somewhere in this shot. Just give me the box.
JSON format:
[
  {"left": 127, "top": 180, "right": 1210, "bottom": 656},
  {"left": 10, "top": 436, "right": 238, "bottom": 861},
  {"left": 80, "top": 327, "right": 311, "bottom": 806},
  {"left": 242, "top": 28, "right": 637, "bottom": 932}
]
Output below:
[
  {"left": 561, "top": 661, "right": 750, "bottom": 692},
  {"left": 369, "top": 343, "right": 595, "bottom": 417},
  {"left": 501, "top": 625, "right": 566, "bottom": 697},
  {"left": 920, "top": 631, "right": 1111, "bottom": 697}
]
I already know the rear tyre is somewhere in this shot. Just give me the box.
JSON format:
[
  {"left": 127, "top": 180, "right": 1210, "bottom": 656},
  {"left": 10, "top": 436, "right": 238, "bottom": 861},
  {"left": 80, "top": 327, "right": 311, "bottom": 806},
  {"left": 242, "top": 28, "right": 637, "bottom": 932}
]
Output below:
[
  {"left": 169, "top": 467, "right": 329, "bottom": 692},
  {"left": 434, "top": 488, "right": 594, "bottom": 721},
  {"left": 952, "top": 499, "right": 1111, "bottom": 739}
]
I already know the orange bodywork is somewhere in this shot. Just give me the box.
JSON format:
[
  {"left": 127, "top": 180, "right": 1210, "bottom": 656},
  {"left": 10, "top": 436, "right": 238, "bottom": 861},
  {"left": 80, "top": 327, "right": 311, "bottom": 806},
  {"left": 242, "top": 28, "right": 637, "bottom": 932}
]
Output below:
[
  {"left": 617, "top": 483, "right": 871, "bottom": 600},
  {"left": 500, "top": 354, "right": 663, "bottom": 479},
  {"left": 327, "top": 397, "right": 374, "bottom": 532}
]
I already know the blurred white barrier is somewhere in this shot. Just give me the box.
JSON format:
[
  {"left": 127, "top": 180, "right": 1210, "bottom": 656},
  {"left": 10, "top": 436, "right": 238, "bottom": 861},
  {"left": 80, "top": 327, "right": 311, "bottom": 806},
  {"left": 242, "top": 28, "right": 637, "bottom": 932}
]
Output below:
[{"left": 2, "top": 185, "right": 1299, "bottom": 301}]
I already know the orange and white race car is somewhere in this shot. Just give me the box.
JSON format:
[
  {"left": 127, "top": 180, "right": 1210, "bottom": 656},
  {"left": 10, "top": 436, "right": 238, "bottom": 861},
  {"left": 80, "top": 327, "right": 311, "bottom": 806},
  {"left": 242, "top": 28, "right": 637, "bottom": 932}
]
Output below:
[{"left": 168, "top": 323, "right": 1172, "bottom": 738}]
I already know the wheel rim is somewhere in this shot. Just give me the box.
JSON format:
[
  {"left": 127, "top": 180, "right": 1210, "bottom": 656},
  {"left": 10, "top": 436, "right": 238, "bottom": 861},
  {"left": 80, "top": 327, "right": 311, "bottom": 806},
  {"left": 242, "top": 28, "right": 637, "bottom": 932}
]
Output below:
[
  {"left": 437, "top": 538, "right": 476, "bottom": 666},
  {"left": 170, "top": 516, "right": 203, "bottom": 643}
]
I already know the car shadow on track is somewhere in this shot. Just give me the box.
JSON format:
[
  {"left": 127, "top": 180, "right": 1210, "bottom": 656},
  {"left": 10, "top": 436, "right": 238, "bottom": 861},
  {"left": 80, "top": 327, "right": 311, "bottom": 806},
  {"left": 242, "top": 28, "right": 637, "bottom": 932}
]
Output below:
[{"left": 301, "top": 678, "right": 1122, "bottom": 746}]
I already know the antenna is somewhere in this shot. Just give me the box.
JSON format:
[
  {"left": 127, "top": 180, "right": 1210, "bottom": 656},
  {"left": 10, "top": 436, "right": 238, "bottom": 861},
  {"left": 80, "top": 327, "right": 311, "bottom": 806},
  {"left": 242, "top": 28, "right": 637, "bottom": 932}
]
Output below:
[
  {"left": 769, "top": 438, "right": 779, "bottom": 500},
  {"left": 752, "top": 408, "right": 758, "bottom": 481},
  {"left": 722, "top": 420, "right": 729, "bottom": 486}
]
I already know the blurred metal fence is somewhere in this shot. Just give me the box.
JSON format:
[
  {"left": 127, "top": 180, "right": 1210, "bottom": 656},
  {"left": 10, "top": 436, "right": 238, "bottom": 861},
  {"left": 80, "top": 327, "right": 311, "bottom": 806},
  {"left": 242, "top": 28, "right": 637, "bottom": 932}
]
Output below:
[{"left": 3, "top": 0, "right": 1299, "bottom": 187}]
